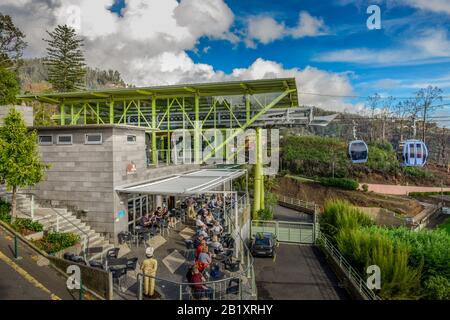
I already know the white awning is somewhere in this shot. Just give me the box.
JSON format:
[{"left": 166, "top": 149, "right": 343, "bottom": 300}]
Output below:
[{"left": 115, "top": 169, "right": 245, "bottom": 195}]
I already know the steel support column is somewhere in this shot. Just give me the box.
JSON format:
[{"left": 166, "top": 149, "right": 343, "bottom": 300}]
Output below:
[
  {"left": 194, "top": 94, "right": 200, "bottom": 164},
  {"left": 253, "top": 127, "right": 262, "bottom": 217},
  {"left": 152, "top": 96, "right": 157, "bottom": 165},
  {"left": 60, "top": 104, "right": 65, "bottom": 125}
]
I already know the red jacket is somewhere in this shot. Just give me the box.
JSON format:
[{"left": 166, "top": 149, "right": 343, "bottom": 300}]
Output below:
[{"left": 190, "top": 272, "right": 204, "bottom": 290}]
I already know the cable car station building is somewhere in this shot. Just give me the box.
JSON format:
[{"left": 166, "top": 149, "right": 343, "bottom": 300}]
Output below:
[{"left": 17, "top": 78, "right": 305, "bottom": 244}]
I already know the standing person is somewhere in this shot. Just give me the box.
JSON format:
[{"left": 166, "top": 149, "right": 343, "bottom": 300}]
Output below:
[
  {"left": 140, "top": 247, "right": 158, "bottom": 297},
  {"left": 185, "top": 197, "right": 196, "bottom": 219}
]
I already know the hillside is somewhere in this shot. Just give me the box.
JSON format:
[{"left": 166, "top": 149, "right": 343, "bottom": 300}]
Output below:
[
  {"left": 17, "top": 58, "right": 128, "bottom": 94},
  {"left": 281, "top": 135, "right": 450, "bottom": 187}
]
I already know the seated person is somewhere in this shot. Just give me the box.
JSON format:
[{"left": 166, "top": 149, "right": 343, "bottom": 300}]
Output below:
[
  {"left": 188, "top": 265, "right": 213, "bottom": 299},
  {"left": 140, "top": 212, "right": 152, "bottom": 228},
  {"left": 195, "top": 239, "right": 207, "bottom": 259},
  {"left": 204, "top": 211, "right": 214, "bottom": 227},
  {"left": 197, "top": 228, "right": 209, "bottom": 239},
  {"left": 196, "top": 246, "right": 212, "bottom": 272},
  {"left": 208, "top": 197, "right": 217, "bottom": 209},
  {"left": 195, "top": 215, "right": 207, "bottom": 230},
  {"left": 209, "top": 235, "right": 224, "bottom": 253},
  {"left": 193, "top": 234, "right": 205, "bottom": 249},
  {"left": 197, "top": 204, "right": 208, "bottom": 217},
  {"left": 210, "top": 221, "right": 223, "bottom": 237}
]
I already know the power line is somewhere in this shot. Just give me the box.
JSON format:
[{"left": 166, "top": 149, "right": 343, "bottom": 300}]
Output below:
[{"left": 298, "top": 91, "right": 450, "bottom": 100}]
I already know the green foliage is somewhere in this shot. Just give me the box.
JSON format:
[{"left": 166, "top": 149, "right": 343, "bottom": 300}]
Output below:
[
  {"left": 34, "top": 232, "right": 80, "bottom": 254},
  {"left": 319, "top": 177, "right": 359, "bottom": 190},
  {"left": 336, "top": 227, "right": 422, "bottom": 299},
  {"left": 321, "top": 199, "right": 450, "bottom": 300},
  {"left": 0, "top": 108, "right": 48, "bottom": 219},
  {"left": 281, "top": 135, "right": 403, "bottom": 178},
  {"left": 362, "top": 184, "right": 369, "bottom": 192},
  {"left": 423, "top": 275, "right": 450, "bottom": 300},
  {"left": 282, "top": 135, "right": 349, "bottom": 177},
  {"left": 0, "top": 13, "right": 27, "bottom": 67},
  {"left": 44, "top": 25, "right": 86, "bottom": 92},
  {"left": 438, "top": 218, "right": 450, "bottom": 235},
  {"left": 409, "top": 191, "right": 450, "bottom": 197},
  {"left": 11, "top": 218, "right": 43, "bottom": 233},
  {"left": 402, "top": 166, "right": 433, "bottom": 178},
  {"left": 0, "top": 199, "right": 11, "bottom": 223},
  {"left": 320, "top": 199, "right": 374, "bottom": 239},
  {"left": 256, "top": 208, "right": 273, "bottom": 220},
  {"left": 368, "top": 227, "right": 450, "bottom": 280},
  {"left": 0, "top": 66, "right": 20, "bottom": 104},
  {"left": 366, "top": 143, "right": 400, "bottom": 174}
]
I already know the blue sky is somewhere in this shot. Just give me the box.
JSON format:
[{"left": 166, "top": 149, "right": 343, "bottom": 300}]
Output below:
[{"left": 1, "top": 0, "right": 449, "bottom": 122}]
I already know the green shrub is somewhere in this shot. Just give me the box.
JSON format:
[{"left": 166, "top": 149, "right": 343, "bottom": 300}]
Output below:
[
  {"left": 422, "top": 275, "right": 450, "bottom": 300},
  {"left": 368, "top": 227, "right": 450, "bottom": 280},
  {"left": 0, "top": 200, "right": 11, "bottom": 223},
  {"left": 12, "top": 218, "right": 43, "bottom": 234},
  {"left": 319, "top": 177, "right": 359, "bottom": 190},
  {"left": 362, "top": 184, "right": 369, "bottom": 192},
  {"left": 409, "top": 191, "right": 450, "bottom": 197},
  {"left": 34, "top": 232, "right": 80, "bottom": 254},
  {"left": 256, "top": 208, "right": 273, "bottom": 221},
  {"left": 402, "top": 166, "right": 433, "bottom": 178},
  {"left": 336, "top": 227, "right": 422, "bottom": 299},
  {"left": 320, "top": 199, "right": 374, "bottom": 239}
]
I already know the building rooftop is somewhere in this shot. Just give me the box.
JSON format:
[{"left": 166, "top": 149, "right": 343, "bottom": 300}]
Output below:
[{"left": 17, "top": 78, "right": 298, "bottom": 108}]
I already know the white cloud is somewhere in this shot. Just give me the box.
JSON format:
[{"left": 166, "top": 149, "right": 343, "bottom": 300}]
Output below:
[
  {"left": 402, "top": 0, "right": 450, "bottom": 15},
  {"left": 0, "top": 0, "right": 362, "bottom": 113},
  {"left": 289, "top": 11, "right": 328, "bottom": 38},
  {"left": 245, "top": 11, "right": 328, "bottom": 47},
  {"left": 246, "top": 17, "right": 285, "bottom": 46},
  {"left": 315, "top": 28, "right": 450, "bottom": 66}
]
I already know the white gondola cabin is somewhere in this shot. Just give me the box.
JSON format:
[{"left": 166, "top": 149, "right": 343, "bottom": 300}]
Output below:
[
  {"left": 398, "top": 139, "right": 428, "bottom": 167},
  {"left": 348, "top": 140, "right": 369, "bottom": 164}
]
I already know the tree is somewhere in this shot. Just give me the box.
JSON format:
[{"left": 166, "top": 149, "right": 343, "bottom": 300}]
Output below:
[
  {"left": 0, "top": 13, "right": 27, "bottom": 68},
  {"left": 43, "top": 25, "right": 86, "bottom": 92},
  {"left": 414, "top": 86, "right": 443, "bottom": 142},
  {"left": 0, "top": 108, "right": 48, "bottom": 222},
  {"left": 0, "top": 66, "right": 19, "bottom": 104},
  {"left": 365, "top": 93, "right": 381, "bottom": 142}
]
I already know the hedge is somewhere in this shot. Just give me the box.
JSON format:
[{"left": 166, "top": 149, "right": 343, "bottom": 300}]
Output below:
[{"left": 318, "top": 177, "right": 359, "bottom": 190}]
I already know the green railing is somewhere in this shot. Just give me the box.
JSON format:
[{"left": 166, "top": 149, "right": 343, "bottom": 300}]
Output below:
[
  {"left": 316, "top": 231, "right": 381, "bottom": 300},
  {"left": 251, "top": 220, "right": 316, "bottom": 244}
]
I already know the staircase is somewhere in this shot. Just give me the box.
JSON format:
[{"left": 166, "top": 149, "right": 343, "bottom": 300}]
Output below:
[{"left": 0, "top": 190, "right": 114, "bottom": 262}]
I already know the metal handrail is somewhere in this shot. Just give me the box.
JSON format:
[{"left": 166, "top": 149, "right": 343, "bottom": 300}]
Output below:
[
  {"left": 316, "top": 231, "right": 381, "bottom": 300},
  {"left": 134, "top": 192, "right": 256, "bottom": 300},
  {"left": 277, "top": 194, "right": 317, "bottom": 211},
  {"left": 2, "top": 191, "right": 90, "bottom": 264}
]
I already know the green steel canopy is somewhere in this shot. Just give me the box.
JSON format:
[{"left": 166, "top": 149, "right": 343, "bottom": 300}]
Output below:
[{"left": 17, "top": 78, "right": 298, "bottom": 107}]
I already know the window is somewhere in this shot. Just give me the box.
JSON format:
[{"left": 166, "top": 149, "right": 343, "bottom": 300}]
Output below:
[
  {"left": 85, "top": 133, "right": 102, "bottom": 144},
  {"left": 127, "top": 135, "right": 136, "bottom": 143},
  {"left": 57, "top": 134, "right": 72, "bottom": 145},
  {"left": 38, "top": 135, "right": 53, "bottom": 145}
]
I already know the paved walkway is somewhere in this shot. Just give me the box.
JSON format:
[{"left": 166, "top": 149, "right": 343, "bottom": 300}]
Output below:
[
  {"left": 253, "top": 244, "right": 349, "bottom": 300},
  {"left": 0, "top": 227, "right": 74, "bottom": 300},
  {"left": 361, "top": 183, "right": 450, "bottom": 195}
]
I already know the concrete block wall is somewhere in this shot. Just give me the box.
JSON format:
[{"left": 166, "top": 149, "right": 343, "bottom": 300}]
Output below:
[
  {"left": 30, "top": 124, "right": 200, "bottom": 243},
  {"left": 0, "top": 105, "right": 33, "bottom": 126},
  {"left": 31, "top": 126, "right": 115, "bottom": 237}
]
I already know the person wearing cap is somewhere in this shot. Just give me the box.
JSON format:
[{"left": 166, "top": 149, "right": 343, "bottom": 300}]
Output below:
[{"left": 140, "top": 247, "right": 158, "bottom": 297}]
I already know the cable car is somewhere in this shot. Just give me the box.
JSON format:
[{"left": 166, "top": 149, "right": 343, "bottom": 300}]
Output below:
[
  {"left": 348, "top": 140, "right": 369, "bottom": 164},
  {"left": 398, "top": 139, "right": 428, "bottom": 167}
]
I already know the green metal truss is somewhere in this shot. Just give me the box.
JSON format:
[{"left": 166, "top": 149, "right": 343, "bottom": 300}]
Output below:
[{"left": 17, "top": 78, "right": 300, "bottom": 214}]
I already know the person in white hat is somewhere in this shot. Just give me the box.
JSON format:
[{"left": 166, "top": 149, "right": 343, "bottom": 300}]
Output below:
[{"left": 140, "top": 247, "right": 158, "bottom": 297}]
